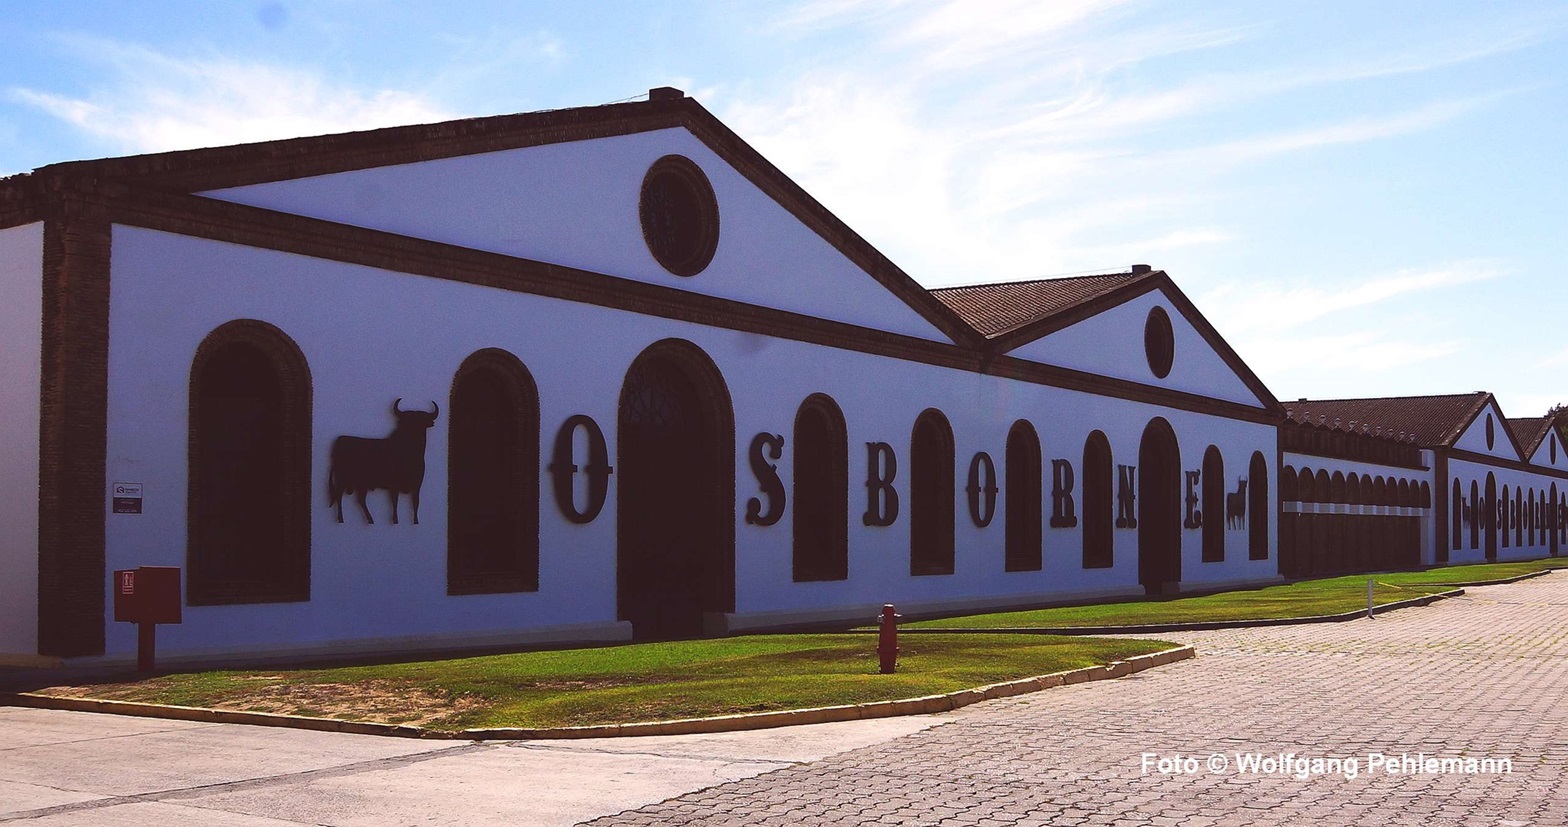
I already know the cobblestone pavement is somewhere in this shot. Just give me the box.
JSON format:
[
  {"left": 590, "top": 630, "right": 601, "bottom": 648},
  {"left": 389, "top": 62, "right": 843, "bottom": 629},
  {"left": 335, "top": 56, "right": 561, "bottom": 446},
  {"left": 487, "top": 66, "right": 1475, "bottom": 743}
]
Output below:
[{"left": 585, "top": 575, "right": 1568, "bottom": 826}]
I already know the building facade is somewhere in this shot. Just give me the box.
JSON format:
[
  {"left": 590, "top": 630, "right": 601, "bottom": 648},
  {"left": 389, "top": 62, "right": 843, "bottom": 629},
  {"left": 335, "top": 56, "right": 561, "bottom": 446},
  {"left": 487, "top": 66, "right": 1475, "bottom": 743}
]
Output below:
[{"left": 0, "top": 89, "right": 1557, "bottom": 666}]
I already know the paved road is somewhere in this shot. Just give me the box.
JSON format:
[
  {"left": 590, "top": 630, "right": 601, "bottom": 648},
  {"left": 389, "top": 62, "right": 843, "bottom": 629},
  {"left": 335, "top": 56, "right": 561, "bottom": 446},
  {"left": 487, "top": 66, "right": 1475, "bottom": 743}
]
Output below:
[{"left": 4, "top": 575, "right": 1566, "bottom": 825}]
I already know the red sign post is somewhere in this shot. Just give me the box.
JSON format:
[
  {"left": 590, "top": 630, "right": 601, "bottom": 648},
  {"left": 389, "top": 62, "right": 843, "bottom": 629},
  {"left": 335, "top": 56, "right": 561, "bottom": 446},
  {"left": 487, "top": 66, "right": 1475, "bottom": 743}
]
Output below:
[{"left": 112, "top": 567, "right": 182, "bottom": 672}]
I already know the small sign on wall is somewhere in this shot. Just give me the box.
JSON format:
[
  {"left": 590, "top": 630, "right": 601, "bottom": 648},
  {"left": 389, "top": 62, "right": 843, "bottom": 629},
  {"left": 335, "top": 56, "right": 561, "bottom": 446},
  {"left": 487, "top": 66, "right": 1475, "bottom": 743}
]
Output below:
[{"left": 112, "top": 482, "right": 144, "bottom": 515}]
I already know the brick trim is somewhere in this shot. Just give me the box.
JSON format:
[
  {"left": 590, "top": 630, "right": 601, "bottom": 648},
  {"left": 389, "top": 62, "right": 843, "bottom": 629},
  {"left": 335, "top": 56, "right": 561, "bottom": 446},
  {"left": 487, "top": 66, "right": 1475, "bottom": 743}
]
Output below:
[
  {"left": 987, "top": 273, "right": 1284, "bottom": 416},
  {"left": 100, "top": 191, "right": 1279, "bottom": 426},
  {"left": 33, "top": 97, "right": 979, "bottom": 347},
  {"left": 37, "top": 211, "right": 112, "bottom": 657},
  {"left": 1447, "top": 447, "right": 1568, "bottom": 480}
]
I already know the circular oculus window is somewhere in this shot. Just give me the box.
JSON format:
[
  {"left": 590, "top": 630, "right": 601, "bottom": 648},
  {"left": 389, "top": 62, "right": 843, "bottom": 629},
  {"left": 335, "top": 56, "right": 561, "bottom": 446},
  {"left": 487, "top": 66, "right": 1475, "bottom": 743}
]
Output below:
[
  {"left": 639, "top": 155, "right": 720, "bottom": 277},
  {"left": 1144, "top": 306, "right": 1175, "bottom": 379}
]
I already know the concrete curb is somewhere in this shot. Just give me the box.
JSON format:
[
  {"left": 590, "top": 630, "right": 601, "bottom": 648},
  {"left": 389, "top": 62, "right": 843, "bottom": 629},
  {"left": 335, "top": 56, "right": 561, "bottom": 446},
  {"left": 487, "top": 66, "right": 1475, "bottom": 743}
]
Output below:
[
  {"left": 888, "top": 588, "right": 1467, "bottom": 636},
  {"left": 0, "top": 645, "right": 1195, "bottom": 741},
  {"left": 1419, "top": 568, "right": 1553, "bottom": 588}
]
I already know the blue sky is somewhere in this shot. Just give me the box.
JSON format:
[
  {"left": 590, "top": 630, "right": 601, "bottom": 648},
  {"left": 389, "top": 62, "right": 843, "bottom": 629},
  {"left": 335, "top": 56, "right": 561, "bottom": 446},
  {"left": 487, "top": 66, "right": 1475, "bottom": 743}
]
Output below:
[{"left": 4, "top": 1, "right": 1564, "bottom": 419}]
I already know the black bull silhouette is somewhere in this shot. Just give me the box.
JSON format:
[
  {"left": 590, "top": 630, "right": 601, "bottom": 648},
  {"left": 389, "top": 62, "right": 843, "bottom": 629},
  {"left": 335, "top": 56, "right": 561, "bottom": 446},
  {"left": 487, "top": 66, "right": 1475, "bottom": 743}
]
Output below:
[{"left": 328, "top": 399, "right": 439, "bottom": 524}]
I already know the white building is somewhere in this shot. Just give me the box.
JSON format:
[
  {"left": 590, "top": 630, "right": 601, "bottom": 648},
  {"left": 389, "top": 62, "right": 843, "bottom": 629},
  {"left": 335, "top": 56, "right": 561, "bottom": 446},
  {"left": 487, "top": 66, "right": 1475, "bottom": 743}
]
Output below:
[
  {"left": 1280, "top": 396, "right": 1567, "bottom": 576},
  {"left": 0, "top": 89, "right": 1552, "bottom": 667}
]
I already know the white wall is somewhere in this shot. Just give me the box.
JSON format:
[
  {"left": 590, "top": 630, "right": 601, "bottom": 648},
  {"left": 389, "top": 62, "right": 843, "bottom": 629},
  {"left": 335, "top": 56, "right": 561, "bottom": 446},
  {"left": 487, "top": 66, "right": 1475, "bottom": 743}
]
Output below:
[
  {"left": 203, "top": 128, "right": 951, "bottom": 344},
  {"left": 102, "top": 227, "right": 1280, "bottom": 659},
  {"left": 1007, "top": 289, "right": 1263, "bottom": 408},
  {"left": 1527, "top": 429, "right": 1565, "bottom": 471},
  {"left": 1445, "top": 457, "right": 1563, "bottom": 564},
  {"left": 0, "top": 223, "right": 42, "bottom": 659},
  {"left": 1453, "top": 402, "right": 1522, "bottom": 460}
]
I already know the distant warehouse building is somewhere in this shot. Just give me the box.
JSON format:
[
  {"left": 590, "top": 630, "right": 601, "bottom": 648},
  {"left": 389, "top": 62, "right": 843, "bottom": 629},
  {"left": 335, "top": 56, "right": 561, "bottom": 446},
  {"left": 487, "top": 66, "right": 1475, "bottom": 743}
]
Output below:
[
  {"left": 1281, "top": 395, "right": 1567, "bottom": 577},
  {"left": 0, "top": 88, "right": 1560, "bottom": 667}
]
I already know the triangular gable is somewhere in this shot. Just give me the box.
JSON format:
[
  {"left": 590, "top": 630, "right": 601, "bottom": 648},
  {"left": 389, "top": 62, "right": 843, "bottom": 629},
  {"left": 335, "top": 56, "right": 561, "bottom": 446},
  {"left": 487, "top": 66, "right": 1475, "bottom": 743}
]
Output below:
[
  {"left": 1450, "top": 396, "right": 1525, "bottom": 460},
  {"left": 986, "top": 274, "right": 1278, "bottom": 411},
  {"left": 1518, "top": 413, "right": 1568, "bottom": 470},
  {"left": 37, "top": 93, "right": 976, "bottom": 346}
]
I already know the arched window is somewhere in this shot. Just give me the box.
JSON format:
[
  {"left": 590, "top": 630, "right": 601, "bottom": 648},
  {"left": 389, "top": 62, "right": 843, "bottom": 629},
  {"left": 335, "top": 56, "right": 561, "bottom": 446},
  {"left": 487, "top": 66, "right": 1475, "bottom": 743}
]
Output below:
[
  {"left": 910, "top": 409, "right": 955, "bottom": 576},
  {"left": 1082, "top": 431, "right": 1113, "bottom": 569},
  {"left": 1004, "top": 420, "right": 1043, "bottom": 572},
  {"left": 1514, "top": 487, "right": 1523, "bottom": 547},
  {"left": 793, "top": 394, "right": 848, "bottom": 582},
  {"left": 1299, "top": 468, "right": 1316, "bottom": 502},
  {"left": 1249, "top": 451, "right": 1268, "bottom": 560},
  {"left": 1470, "top": 480, "right": 1481, "bottom": 549},
  {"left": 1202, "top": 446, "right": 1224, "bottom": 562},
  {"left": 1502, "top": 484, "right": 1511, "bottom": 548},
  {"left": 1281, "top": 465, "right": 1297, "bottom": 502},
  {"left": 448, "top": 349, "right": 539, "bottom": 594},
  {"left": 188, "top": 320, "right": 312, "bottom": 605},
  {"left": 1451, "top": 479, "right": 1462, "bottom": 551},
  {"left": 1528, "top": 489, "right": 1537, "bottom": 545}
]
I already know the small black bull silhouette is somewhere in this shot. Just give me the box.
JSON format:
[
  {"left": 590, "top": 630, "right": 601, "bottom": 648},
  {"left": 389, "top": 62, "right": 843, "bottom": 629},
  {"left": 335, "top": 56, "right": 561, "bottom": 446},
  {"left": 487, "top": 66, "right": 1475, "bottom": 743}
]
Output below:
[
  {"left": 1226, "top": 477, "right": 1248, "bottom": 529},
  {"left": 328, "top": 398, "right": 439, "bottom": 525}
]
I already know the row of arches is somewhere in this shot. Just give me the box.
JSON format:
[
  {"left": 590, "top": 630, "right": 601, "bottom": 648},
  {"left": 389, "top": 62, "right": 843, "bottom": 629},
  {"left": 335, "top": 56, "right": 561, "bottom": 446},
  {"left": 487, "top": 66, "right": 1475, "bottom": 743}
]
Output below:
[
  {"left": 1448, "top": 476, "right": 1564, "bottom": 560},
  {"left": 1278, "top": 466, "right": 1428, "bottom": 577},
  {"left": 186, "top": 320, "right": 1272, "bottom": 637}
]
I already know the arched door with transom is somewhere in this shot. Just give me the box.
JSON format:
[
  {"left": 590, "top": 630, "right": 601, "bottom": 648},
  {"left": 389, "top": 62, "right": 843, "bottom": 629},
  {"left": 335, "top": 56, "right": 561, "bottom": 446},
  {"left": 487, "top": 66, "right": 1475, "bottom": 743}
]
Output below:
[
  {"left": 616, "top": 340, "right": 735, "bottom": 640},
  {"left": 1138, "top": 418, "right": 1182, "bottom": 595}
]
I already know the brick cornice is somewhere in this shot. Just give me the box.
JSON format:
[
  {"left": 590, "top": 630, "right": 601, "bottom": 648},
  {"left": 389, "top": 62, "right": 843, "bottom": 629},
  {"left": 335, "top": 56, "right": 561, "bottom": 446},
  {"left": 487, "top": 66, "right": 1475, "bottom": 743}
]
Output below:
[
  {"left": 1444, "top": 447, "right": 1568, "bottom": 480},
  {"left": 103, "top": 189, "right": 1279, "bottom": 426}
]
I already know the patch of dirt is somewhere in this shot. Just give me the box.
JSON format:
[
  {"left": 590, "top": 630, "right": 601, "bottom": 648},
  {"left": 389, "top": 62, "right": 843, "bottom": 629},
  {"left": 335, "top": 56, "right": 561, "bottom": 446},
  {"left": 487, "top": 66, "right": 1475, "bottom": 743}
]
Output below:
[
  {"left": 37, "top": 679, "right": 488, "bottom": 729},
  {"left": 214, "top": 680, "right": 488, "bottom": 727}
]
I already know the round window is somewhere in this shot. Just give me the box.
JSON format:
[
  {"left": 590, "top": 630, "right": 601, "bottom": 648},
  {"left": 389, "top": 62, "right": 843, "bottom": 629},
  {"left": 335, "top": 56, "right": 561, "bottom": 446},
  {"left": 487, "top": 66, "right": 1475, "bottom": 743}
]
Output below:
[
  {"left": 1144, "top": 306, "right": 1174, "bottom": 379},
  {"left": 639, "top": 155, "right": 719, "bottom": 277}
]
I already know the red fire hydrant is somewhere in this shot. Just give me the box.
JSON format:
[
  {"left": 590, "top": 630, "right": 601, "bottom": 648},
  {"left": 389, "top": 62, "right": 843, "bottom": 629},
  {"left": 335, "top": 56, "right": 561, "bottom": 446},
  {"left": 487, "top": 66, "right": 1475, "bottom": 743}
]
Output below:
[{"left": 878, "top": 603, "right": 900, "bottom": 674}]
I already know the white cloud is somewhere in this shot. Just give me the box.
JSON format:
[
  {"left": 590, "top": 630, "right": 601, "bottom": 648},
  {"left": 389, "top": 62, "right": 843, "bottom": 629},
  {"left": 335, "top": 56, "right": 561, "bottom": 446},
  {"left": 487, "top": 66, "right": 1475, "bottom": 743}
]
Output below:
[
  {"left": 8, "top": 40, "right": 454, "bottom": 155},
  {"left": 1200, "top": 260, "right": 1506, "bottom": 336},
  {"left": 727, "top": 3, "right": 1540, "bottom": 285}
]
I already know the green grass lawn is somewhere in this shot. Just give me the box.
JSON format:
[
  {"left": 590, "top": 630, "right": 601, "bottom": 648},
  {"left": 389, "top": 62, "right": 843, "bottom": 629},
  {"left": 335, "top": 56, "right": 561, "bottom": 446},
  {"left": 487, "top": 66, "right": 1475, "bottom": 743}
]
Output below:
[
  {"left": 906, "top": 558, "right": 1568, "bottom": 630},
  {"left": 32, "top": 634, "right": 1171, "bottom": 731}
]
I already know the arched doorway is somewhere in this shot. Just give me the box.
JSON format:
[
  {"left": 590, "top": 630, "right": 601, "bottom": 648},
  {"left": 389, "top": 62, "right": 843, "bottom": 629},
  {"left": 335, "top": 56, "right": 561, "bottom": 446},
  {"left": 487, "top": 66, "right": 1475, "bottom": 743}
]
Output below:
[
  {"left": 1248, "top": 451, "right": 1268, "bottom": 561},
  {"left": 617, "top": 340, "right": 735, "bottom": 640},
  {"left": 1138, "top": 418, "right": 1181, "bottom": 595},
  {"left": 1484, "top": 472, "right": 1498, "bottom": 561},
  {"left": 1542, "top": 483, "right": 1555, "bottom": 558}
]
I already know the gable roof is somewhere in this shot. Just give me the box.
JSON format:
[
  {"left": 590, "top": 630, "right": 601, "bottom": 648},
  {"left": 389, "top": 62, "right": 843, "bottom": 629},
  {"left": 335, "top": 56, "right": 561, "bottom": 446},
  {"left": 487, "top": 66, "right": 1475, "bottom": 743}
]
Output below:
[
  {"left": 1510, "top": 416, "right": 1551, "bottom": 457},
  {"left": 1283, "top": 392, "right": 1520, "bottom": 453},
  {"left": 935, "top": 268, "right": 1282, "bottom": 415},
  {"left": 930, "top": 271, "right": 1144, "bottom": 338},
  {"left": 0, "top": 89, "right": 981, "bottom": 347}
]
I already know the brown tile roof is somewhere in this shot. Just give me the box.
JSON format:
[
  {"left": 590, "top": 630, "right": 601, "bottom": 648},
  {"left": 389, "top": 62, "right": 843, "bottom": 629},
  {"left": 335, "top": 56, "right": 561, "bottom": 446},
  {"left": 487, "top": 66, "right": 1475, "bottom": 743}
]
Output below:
[
  {"left": 929, "top": 272, "right": 1143, "bottom": 338},
  {"left": 1509, "top": 416, "right": 1551, "bottom": 457},
  {"left": 1282, "top": 393, "right": 1490, "bottom": 448}
]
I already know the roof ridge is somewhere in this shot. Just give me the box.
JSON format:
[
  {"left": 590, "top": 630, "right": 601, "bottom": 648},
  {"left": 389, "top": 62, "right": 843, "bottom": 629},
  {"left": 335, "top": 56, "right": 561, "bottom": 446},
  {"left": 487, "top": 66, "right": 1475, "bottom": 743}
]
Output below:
[
  {"left": 929, "top": 271, "right": 1140, "bottom": 293},
  {"left": 1288, "top": 391, "right": 1486, "bottom": 404}
]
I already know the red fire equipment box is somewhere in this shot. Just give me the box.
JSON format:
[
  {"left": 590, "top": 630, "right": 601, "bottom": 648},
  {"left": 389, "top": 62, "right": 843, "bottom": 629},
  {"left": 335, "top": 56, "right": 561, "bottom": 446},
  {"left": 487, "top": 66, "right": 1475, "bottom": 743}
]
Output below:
[{"left": 114, "top": 566, "right": 183, "bottom": 625}]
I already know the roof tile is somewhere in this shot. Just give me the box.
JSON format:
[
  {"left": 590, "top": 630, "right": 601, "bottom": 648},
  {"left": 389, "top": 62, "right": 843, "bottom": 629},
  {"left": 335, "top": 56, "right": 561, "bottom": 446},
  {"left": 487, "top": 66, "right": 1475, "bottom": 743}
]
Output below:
[
  {"left": 1282, "top": 393, "right": 1489, "bottom": 448},
  {"left": 929, "top": 272, "right": 1141, "bottom": 338}
]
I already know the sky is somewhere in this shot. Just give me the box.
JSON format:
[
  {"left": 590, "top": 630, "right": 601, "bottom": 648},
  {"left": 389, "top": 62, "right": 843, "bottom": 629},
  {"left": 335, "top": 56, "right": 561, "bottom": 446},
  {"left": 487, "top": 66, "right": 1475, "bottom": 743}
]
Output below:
[{"left": 3, "top": 1, "right": 1565, "bottom": 419}]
